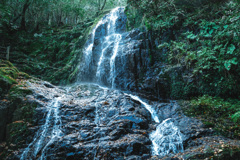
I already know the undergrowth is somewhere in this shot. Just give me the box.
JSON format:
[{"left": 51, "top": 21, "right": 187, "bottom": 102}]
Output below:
[{"left": 183, "top": 95, "right": 240, "bottom": 138}]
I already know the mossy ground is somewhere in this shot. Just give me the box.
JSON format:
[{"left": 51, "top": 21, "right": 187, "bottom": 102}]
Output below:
[
  {"left": 0, "top": 60, "right": 37, "bottom": 159},
  {"left": 180, "top": 96, "right": 240, "bottom": 139}
]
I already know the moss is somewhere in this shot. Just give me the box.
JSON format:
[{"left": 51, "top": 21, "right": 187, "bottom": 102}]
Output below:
[
  {"left": 0, "top": 60, "right": 20, "bottom": 98},
  {"left": 181, "top": 96, "right": 240, "bottom": 139},
  {"left": 6, "top": 122, "right": 30, "bottom": 146},
  {"left": 9, "top": 85, "right": 33, "bottom": 100},
  {"left": 12, "top": 102, "right": 38, "bottom": 123},
  {"left": 18, "top": 72, "right": 31, "bottom": 79}
]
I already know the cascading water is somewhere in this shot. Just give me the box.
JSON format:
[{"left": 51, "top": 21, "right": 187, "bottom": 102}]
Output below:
[
  {"left": 20, "top": 7, "right": 184, "bottom": 159},
  {"left": 95, "top": 8, "right": 123, "bottom": 87},
  {"left": 150, "top": 118, "right": 184, "bottom": 156},
  {"left": 79, "top": 7, "right": 125, "bottom": 88},
  {"left": 125, "top": 94, "right": 184, "bottom": 156},
  {"left": 79, "top": 7, "right": 184, "bottom": 156},
  {"left": 21, "top": 97, "right": 62, "bottom": 160},
  {"left": 126, "top": 94, "right": 160, "bottom": 123}
]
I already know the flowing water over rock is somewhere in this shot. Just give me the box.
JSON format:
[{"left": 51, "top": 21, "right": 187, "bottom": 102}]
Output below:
[
  {"left": 20, "top": 88, "right": 63, "bottom": 160},
  {"left": 16, "top": 7, "right": 211, "bottom": 160},
  {"left": 150, "top": 118, "right": 183, "bottom": 156},
  {"left": 78, "top": 7, "right": 150, "bottom": 90},
  {"left": 125, "top": 94, "right": 183, "bottom": 156},
  {"left": 78, "top": 6, "right": 184, "bottom": 157}
]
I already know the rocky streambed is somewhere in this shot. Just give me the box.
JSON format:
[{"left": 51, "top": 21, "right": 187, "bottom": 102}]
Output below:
[
  {"left": 1, "top": 6, "right": 240, "bottom": 160},
  {"left": 1, "top": 78, "right": 239, "bottom": 160}
]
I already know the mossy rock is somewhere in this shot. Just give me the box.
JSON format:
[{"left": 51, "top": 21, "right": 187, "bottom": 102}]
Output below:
[
  {"left": 0, "top": 60, "right": 20, "bottom": 97},
  {"left": 8, "top": 84, "right": 33, "bottom": 104},
  {"left": 18, "top": 72, "right": 31, "bottom": 79},
  {"left": 5, "top": 121, "right": 31, "bottom": 152},
  {"left": 0, "top": 61, "right": 19, "bottom": 83},
  {"left": 12, "top": 102, "right": 38, "bottom": 123}
]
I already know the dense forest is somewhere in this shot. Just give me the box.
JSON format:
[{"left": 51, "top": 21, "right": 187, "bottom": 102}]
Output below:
[{"left": 0, "top": 0, "right": 240, "bottom": 159}]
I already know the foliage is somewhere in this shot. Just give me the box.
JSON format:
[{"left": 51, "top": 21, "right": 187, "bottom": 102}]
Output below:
[
  {"left": 0, "top": 60, "right": 20, "bottom": 97},
  {"left": 183, "top": 95, "right": 240, "bottom": 138},
  {"left": 0, "top": 0, "right": 127, "bottom": 33},
  {"left": 127, "top": 0, "right": 240, "bottom": 99}
]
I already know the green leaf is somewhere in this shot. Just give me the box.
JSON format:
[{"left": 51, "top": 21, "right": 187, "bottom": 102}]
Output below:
[
  {"left": 209, "top": 29, "right": 214, "bottom": 34},
  {"left": 224, "top": 62, "right": 231, "bottom": 71},
  {"left": 227, "top": 44, "right": 236, "bottom": 54},
  {"left": 224, "top": 25, "right": 228, "bottom": 29},
  {"left": 230, "top": 58, "right": 238, "bottom": 65},
  {"left": 232, "top": 111, "right": 240, "bottom": 123},
  {"left": 212, "top": 25, "right": 220, "bottom": 30}
]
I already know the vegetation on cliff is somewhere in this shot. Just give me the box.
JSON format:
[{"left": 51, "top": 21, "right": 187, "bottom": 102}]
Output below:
[{"left": 126, "top": 0, "right": 240, "bottom": 141}]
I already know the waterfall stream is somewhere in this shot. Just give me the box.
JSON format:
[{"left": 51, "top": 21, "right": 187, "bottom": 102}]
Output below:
[
  {"left": 125, "top": 94, "right": 183, "bottom": 156},
  {"left": 81, "top": 7, "right": 184, "bottom": 156},
  {"left": 21, "top": 97, "right": 62, "bottom": 160},
  {"left": 21, "top": 7, "right": 184, "bottom": 159}
]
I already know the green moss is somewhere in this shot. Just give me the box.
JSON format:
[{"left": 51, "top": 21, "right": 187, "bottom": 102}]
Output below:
[
  {"left": 9, "top": 85, "right": 33, "bottom": 100},
  {"left": 182, "top": 96, "right": 240, "bottom": 138},
  {"left": 0, "top": 60, "right": 19, "bottom": 82},
  {"left": 0, "top": 60, "right": 20, "bottom": 97},
  {"left": 7, "top": 122, "right": 30, "bottom": 146}
]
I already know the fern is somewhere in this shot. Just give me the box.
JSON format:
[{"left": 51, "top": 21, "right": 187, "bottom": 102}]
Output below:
[{"left": 232, "top": 111, "right": 240, "bottom": 123}]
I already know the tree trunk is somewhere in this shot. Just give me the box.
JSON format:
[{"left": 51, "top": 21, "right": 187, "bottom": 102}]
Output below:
[
  {"left": 96, "top": 0, "right": 107, "bottom": 16},
  {"left": 100, "top": 0, "right": 107, "bottom": 11},
  {"left": 20, "top": 0, "right": 30, "bottom": 31}
]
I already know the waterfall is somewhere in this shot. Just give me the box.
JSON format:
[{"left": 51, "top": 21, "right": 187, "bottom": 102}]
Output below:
[
  {"left": 21, "top": 7, "right": 184, "bottom": 159},
  {"left": 125, "top": 94, "right": 184, "bottom": 156},
  {"left": 80, "top": 7, "right": 125, "bottom": 88},
  {"left": 20, "top": 97, "right": 62, "bottom": 160},
  {"left": 150, "top": 118, "right": 184, "bottom": 156},
  {"left": 95, "top": 7, "right": 123, "bottom": 87},
  {"left": 79, "top": 7, "right": 184, "bottom": 156},
  {"left": 126, "top": 94, "right": 160, "bottom": 123}
]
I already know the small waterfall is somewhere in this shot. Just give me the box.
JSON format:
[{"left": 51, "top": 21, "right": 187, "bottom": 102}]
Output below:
[
  {"left": 83, "top": 20, "right": 103, "bottom": 72},
  {"left": 21, "top": 97, "right": 62, "bottom": 160},
  {"left": 126, "top": 94, "right": 184, "bottom": 156},
  {"left": 94, "top": 87, "right": 108, "bottom": 127},
  {"left": 110, "top": 34, "right": 122, "bottom": 88},
  {"left": 95, "top": 8, "right": 123, "bottom": 87},
  {"left": 80, "top": 7, "right": 125, "bottom": 88},
  {"left": 150, "top": 118, "right": 184, "bottom": 156},
  {"left": 126, "top": 94, "right": 160, "bottom": 123}
]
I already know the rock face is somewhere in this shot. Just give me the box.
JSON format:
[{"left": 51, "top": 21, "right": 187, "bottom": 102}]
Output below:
[{"left": 7, "top": 82, "right": 153, "bottom": 159}]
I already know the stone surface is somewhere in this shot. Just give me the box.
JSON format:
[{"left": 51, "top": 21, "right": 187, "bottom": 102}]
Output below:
[{"left": 1, "top": 80, "right": 240, "bottom": 160}]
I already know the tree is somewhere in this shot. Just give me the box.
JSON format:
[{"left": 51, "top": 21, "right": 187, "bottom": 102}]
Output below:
[{"left": 20, "top": 0, "right": 31, "bottom": 30}]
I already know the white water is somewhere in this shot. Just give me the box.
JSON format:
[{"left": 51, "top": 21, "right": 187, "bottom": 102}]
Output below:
[
  {"left": 21, "top": 97, "right": 62, "bottom": 160},
  {"left": 83, "top": 19, "right": 104, "bottom": 71},
  {"left": 126, "top": 94, "right": 160, "bottom": 123},
  {"left": 110, "top": 34, "right": 122, "bottom": 88},
  {"left": 96, "top": 7, "right": 123, "bottom": 87},
  {"left": 150, "top": 118, "right": 184, "bottom": 156},
  {"left": 125, "top": 94, "right": 183, "bottom": 156},
  {"left": 82, "top": 7, "right": 123, "bottom": 88}
]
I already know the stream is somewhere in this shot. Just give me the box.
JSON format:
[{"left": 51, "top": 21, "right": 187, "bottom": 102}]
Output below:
[{"left": 20, "top": 7, "right": 185, "bottom": 159}]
